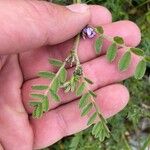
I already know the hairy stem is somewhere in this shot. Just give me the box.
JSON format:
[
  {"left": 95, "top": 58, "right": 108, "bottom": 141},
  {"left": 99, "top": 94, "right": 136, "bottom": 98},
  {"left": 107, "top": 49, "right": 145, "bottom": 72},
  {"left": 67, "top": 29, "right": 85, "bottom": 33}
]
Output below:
[
  {"left": 72, "top": 34, "right": 110, "bottom": 133},
  {"left": 72, "top": 34, "right": 81, "bottom": 66},
  {"left": 73, "top": 0, "right": 81, "bottom": 4},
  {"left": 77, "top": 0, "right": 81, "bottom": 3}
]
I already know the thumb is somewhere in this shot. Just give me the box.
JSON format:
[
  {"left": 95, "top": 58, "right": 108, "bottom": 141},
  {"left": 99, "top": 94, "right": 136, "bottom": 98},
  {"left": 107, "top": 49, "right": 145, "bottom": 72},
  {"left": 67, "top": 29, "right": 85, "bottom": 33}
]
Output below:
[{"left": 0, "top": 1, "right": 90, "bottom": 54}]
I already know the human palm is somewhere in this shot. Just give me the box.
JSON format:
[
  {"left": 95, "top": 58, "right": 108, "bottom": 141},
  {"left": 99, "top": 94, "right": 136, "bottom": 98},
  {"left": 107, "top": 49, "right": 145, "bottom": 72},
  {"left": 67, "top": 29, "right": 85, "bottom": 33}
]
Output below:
[{"left": 0, "top": 1, "right": 141, "bottom": 150}]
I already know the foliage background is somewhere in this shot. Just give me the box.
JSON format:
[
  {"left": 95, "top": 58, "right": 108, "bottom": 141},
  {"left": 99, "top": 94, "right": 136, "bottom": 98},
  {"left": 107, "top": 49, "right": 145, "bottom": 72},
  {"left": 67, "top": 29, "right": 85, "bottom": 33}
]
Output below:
[{"left": 44, "top": 0, "right": 150, "bottom": 149}]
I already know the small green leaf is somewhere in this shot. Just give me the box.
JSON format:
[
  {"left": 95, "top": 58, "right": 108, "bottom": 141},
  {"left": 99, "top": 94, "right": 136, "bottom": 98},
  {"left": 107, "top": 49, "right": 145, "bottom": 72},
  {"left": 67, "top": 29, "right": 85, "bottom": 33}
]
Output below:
[
  {"left": 114, "top": 36, "right": 124, "bottom": 44},
  {"left": 49, "top": 90, "right": 60, "bottom": 102},
  {"left": 30, "top": 101, "right": 41, "bottom": 107},
  {"left": 84, "top": 77, "right": 93, "bottom": 84},
  {"left": 79, "top": 93, "right": 90, "bottom": 108},
  {"left": 38, "top": 71, "right": 55, "bottom": 79},
  {"left": 130, "top": 48, "right": 144, "bottom": 56},
  {"left": 32, "top": 85, "right": 48, "bottom": 90},
  {"left": 97, "top": 122, "right": 110, "bottom": 141},
  {"left": 69, "top": 133, "right": 82, "bottom": 149},
  {"left": 95, "top": 37, "right": 103, "bottom": 55},
  {"left": 49, "top": 58, "right": 63, "bottom": 67},
  {"left": 42, "top": 97, "right": 49, "bottom": 112},
  {"left": 106, "top": 43, "right": 117, "bottom": 62},
  {"left": 81, "top": 103, "right": 93, "bottom": 116},
  {"left": 118, "top": 51, "right": 131, "bottom": 71},
  {"left": 134, "top": 60, "right": 146, "bottom": 79},
  {"left": 59, "top": 68, "right": 67, "bottom": 83},
  {"left": 89, "top": 91, "right": 97, "bottom": 98},
  {"left": 33, "top": 104, "right": 43, "bottom": 118},
  {"left": 30, "top": 94, "right": 45, "bottom": 99},
  {"left": 96, "top": 26, "right": 104, "bottom": 34},
  {"left": 92, "top": 122, "right": 101, "bottom": 135},
  {"left": 76, "top": 82, "right": 86, "bottom": 96},
  {"left": 87, "top": 112, "right": 97, "bottom": 126},
  {"left": 144, "top": 56, "right": 150, "bottom": 62},
  {"left": 92, "top": 121, "right": 110, "bottom": 141},
  {"left": 51, "top": 79, "right": 60, "bottom": 93}
]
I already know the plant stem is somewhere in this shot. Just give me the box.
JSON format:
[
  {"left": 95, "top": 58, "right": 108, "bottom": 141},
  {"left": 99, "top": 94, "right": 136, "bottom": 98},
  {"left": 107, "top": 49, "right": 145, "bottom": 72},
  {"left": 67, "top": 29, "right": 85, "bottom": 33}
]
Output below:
[
  {"left": 122, "top": 134, "right": 132, "bottom": 150},
  {"left": 72, "top": 34, "right": 81, "bottom": 66},
  {"left": 135, "top": 0, "right": 150, "bottom": 9},
  {"left": 72, "top": 34, "right": 110, "bottom": 133},
  {"left": 77, "top": 0, "right": 81, "bottom": 3},
  {"left": 73, "top": 0, "right": 81, "bottom": 4}
]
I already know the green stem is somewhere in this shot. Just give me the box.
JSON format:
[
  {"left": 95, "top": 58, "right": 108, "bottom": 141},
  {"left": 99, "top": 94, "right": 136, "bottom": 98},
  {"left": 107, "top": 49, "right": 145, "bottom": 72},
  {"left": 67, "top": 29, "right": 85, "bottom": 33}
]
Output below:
[
  {"left": 72, "top": 35, "right": 109, "bottom": 133},
  {"left": 73, "top": 0, "right": 76, "bottom": 3},
  {"left": 73, "top": 0, "right": 108, "bottom": 133},
  {"left": 72, "top": 34, "right": 81, "bottom": 66},
  {"left": 122, "top": 134, "right": 132, "bottom": 150},
  {"left": 135, "top": 0, "right": 150, "bottom": 9},
  {"left": 77, "top": 0, "right": 81, "bottom": 3},
  {"left": 73, "top": 0, "right": 81, "bottom": 4}
]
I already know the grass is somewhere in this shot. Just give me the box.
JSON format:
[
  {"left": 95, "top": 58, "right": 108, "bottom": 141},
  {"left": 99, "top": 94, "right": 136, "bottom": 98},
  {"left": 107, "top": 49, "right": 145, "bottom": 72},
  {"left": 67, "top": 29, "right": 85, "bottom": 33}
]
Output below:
[{"left": 43, "top": 0, "right": 150, "bottom": 149}]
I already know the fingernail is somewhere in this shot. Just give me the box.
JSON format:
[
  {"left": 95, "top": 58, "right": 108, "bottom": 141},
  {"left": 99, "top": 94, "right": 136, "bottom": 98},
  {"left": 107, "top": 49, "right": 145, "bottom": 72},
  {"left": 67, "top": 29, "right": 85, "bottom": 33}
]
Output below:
[{"left": 67, "top": 4, "right": 89, "bottom": 13}]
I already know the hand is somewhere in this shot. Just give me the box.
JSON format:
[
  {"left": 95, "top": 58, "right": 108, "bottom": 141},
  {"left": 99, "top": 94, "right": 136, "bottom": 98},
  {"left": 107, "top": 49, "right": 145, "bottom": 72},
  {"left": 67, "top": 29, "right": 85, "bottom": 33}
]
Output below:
[{"left": 0, "top": 1, "right": 141, "bottom": 150}]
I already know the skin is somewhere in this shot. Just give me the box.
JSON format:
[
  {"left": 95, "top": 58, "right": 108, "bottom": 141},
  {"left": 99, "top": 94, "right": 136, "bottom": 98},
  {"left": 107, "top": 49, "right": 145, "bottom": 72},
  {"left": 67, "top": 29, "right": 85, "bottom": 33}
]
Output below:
[{"left": 0, "top": 1, "right": 141, "bottom": 150}]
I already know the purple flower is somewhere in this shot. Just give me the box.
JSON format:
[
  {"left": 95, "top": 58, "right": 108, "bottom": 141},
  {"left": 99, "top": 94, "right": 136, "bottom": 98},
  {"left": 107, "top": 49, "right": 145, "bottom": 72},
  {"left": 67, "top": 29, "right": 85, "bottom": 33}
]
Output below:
[{"left": 82, "top": 26, "right": 96, "bottom": 39}]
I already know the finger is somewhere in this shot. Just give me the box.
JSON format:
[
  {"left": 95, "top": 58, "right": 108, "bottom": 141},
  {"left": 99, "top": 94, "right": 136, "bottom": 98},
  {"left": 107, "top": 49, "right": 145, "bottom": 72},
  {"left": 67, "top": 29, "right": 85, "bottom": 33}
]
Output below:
[
  {"left": 0, "top": 144, "right": 4, "bottom": 150},
  {"left": 89, "top": 5, "right": 112, "bottom": 26},
  {"left": 20, "top": 20, "right": 141, "bottom": 80},
  {"left": 30, "top": 84, "right": 129, "bottom": 149},
  {"left": 0, "top": 1, "right": 90, "bottom": 54},
  {"left": 0, "top": 55, "right": 33, "bottom": 150},
  {"left": 22, "top": 48, "right": 140, "bottom": 113}
]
